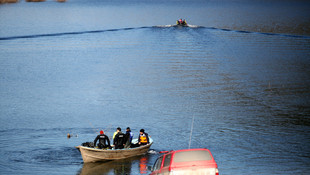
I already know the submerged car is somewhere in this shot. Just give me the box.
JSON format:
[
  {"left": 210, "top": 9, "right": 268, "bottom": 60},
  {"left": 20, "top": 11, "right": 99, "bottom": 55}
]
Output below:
[{"left": 150, "top": 148, "right": 219, "bottom": 175}]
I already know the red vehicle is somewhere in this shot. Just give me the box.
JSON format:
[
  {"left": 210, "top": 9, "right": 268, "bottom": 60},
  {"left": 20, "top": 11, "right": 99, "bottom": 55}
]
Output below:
[{"left": 149, "top": 148, "right": 219, "bottom": 175}]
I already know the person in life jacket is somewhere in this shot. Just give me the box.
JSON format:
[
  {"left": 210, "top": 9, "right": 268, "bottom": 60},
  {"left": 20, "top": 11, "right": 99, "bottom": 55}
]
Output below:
[
  {"left": 125, "top": 127, "right": 134, "bottom": 148},
  {"left": 94, "top": 130, "right": 111, "bottom": 149},
  {"left": 113, "top": 127, "right": 126, "bottom": 149},
  {"left": 183, "top": 19, "right": 187, "bottom": 25},
  {"left": 138, "top": 129, "right": 149, "bottom": 146},
  {"left": 177, "top": 18, "right": 187, "bottom": 25}
]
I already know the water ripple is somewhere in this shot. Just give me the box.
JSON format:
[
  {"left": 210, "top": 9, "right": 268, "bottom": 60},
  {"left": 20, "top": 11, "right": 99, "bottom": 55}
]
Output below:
[{"left": 1, "top": 26, "right": 309, "bottom": 41}]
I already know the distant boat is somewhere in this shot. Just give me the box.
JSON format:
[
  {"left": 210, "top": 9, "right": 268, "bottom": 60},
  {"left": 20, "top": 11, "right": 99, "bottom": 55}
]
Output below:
[
  {"left": 176, "top": 19, "right": 188, "bottom": 26},
  {"left": 76, "top": 138, "right": 153, "bottom": 163}
]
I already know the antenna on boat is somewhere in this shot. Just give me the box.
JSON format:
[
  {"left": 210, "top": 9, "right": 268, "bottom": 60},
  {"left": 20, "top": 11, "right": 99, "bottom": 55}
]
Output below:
[{"left": 188, "top": 115, "right": 195, "bottom": 149}]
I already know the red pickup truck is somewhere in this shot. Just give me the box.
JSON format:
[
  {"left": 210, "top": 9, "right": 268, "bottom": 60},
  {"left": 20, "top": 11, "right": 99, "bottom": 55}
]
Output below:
[{"left": 150, "top": 148, "right": 219, "bottom": 175}]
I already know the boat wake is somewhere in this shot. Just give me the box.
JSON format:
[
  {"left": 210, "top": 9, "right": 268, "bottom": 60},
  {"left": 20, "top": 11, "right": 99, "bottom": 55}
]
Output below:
[
  {"left": 187, "top": 24, "right": 201, "bottom": 28},
  {"left": 148, "top": 149, "right": 158, "bottom": 154},
  {"left": 154, "top": 24, "right": 201, "bottom": 28},
  {"left": 0, "top": 25, "right": 308, "bottom": 41},
  {"left": 155, "top": 24, "right": 176, "bottom": 28}
]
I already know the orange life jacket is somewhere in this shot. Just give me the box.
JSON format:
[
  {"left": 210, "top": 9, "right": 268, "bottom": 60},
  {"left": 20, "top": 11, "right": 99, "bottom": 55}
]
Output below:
[{"left": 140, "top": 134, "right": 148, "bottom": 143}]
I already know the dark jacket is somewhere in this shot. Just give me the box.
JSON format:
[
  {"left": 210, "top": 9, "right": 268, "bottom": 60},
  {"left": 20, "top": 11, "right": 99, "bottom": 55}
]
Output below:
[
  {"left": 125, "top": 131, "right": 133, "bottom": 143},
  {"left": 94, "top": 134, "right": 110, "bottom": 148},
  {"left": 114, "top": 132, "right": 126, "bottom": 149}
]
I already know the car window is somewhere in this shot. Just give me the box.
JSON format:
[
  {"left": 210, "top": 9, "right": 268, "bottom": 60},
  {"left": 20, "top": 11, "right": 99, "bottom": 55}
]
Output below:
[
  {"left": 173, "top": 150, "right": 212, "bottom": 162},
  {"left": 153, "top": 158, "right": 159, "bottom": 171},
  {"left": 153, "top": 156, "right": 163, "bottom": 171},
  {"left": 163, "top": 154, "right": 172, "bottom": 167}
]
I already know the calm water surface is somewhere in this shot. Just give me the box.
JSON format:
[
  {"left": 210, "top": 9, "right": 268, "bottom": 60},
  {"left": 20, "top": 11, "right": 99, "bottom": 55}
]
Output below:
[{"left": 0, "top": 0, "right": 310, "bottom": 174}]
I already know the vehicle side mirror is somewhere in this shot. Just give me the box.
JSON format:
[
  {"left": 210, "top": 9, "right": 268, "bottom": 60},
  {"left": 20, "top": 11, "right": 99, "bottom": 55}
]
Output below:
[{"left": 147, "top": 166, "right": 153, "bottom": 171}]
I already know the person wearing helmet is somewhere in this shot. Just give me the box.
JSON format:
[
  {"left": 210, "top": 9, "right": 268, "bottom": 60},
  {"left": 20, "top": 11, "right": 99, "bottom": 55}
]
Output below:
[
  {"left": 177, "top": 18, "right": 183, "bottom": 25},
  {"left": 94, "top": 130, "right": 111, "bottom": 149}
]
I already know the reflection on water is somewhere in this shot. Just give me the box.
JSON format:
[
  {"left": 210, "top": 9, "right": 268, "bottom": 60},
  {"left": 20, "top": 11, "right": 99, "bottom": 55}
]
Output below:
[
  {"left": 139, "top": 157, "right": 148, "bottom": 174},
  {"left": 77, "top": 155, "right": 150, "bottom": 175}
]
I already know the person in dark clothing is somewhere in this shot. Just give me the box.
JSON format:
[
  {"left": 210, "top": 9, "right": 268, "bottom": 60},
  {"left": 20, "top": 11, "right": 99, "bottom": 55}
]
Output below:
[
  {"left": 138, "top": 129, "right": 149, "bottom": 146},
  {"left": 94, "top": 130, "right": 111, "bottom": 149},
  {"left": 124, "top": 127, "right": 134, "bottom": 148},
  {"left": 113, "top": 127, "right": 126, "bottom": 149}
]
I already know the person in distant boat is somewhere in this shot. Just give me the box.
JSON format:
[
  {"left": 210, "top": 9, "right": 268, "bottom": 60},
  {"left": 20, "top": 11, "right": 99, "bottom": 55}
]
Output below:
[
  {"left": 125, "top": 127, "right": 134, "bottom": 148},
  {"left": 138, "top": 129, "right": 149, "bottom": 146},
  {"left": 183, "top": 19, "right": 187, "bottom": 25},
  {"left": 113, "top": 127, "right": 126, "bottom": 149},
  {"left": 177, "top": 19, "right": 182, "bottom": 25},
  {"left": 94, "top": 130, "right": 111, "bottom": 149},
  {"left": 177, "top": 18, "right": 187, "bottom": 25}
]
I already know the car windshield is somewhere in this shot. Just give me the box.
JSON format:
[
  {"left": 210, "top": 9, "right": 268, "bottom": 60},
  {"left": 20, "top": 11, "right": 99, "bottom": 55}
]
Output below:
[{"left": 173, "top": 150, "right": 212, "bottom": 162}]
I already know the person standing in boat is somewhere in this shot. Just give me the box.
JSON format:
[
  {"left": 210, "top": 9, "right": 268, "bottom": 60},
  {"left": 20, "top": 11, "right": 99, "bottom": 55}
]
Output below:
[
  {"left": 94, "top": 130, "right": 111, "bottom": 149},
  {"left": 113, "top": 127, "right": 126, "bottom": 149},
  {"left": 125, "top": 127, "right": 134, "bottom": 148},
  {"left": 138, "top": 129, "right": 149, "bottom": 146}
]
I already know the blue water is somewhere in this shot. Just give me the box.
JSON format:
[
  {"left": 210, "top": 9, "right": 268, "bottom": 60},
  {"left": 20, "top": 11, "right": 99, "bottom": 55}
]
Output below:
[{"left": 1, "top": 0, "right": 310, "bottom": 174}]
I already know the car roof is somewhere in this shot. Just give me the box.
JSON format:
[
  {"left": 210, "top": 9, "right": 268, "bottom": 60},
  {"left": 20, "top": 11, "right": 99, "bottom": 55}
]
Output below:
[
  {"left": 163, "top": 148, "right": 215, "bottom": 162},
  {"left": 161, "top": 148, "right": 212, "bottom": 155}
]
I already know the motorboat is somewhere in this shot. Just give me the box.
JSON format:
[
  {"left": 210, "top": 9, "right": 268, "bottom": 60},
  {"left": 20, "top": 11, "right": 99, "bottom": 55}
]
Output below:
[{"left": 76, "top": 137, "right": 153, "bottom": 163}]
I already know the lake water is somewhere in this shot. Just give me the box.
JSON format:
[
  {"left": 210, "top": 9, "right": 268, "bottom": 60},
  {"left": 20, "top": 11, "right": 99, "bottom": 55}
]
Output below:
[{"left": 0, "top": 0, "right": 310, "bottom": 174}]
